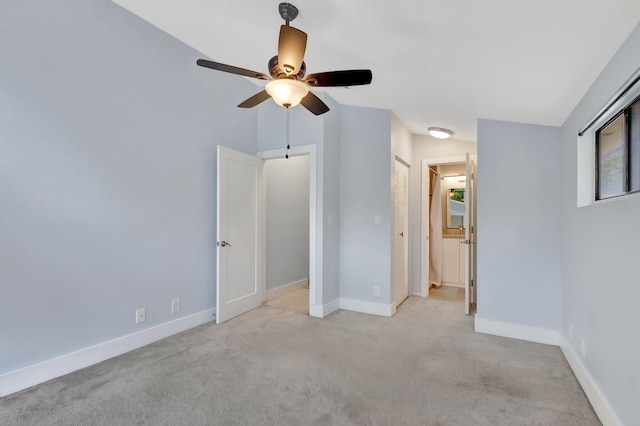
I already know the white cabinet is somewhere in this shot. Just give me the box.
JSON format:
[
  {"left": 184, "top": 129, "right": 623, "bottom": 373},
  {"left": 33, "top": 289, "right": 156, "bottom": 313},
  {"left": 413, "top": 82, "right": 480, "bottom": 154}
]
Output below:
[{"left": 442, "top": 237, "right": 466, "bottom": 286}]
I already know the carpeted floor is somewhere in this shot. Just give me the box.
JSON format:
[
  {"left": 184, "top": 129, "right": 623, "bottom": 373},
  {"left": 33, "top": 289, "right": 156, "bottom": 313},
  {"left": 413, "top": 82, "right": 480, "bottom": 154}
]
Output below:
[
  {"left": 429, "top": 285, "right": 465, "bottom": 302},
  {"left": 0, "top": 296, "right": 600, "bottom": 425},
  {"left": 264, "top": 287, "right": 309, "bottom": 314}
]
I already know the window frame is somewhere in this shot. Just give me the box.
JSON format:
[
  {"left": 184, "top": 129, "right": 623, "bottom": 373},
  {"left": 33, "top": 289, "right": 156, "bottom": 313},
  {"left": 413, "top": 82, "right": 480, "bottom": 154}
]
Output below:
[{"left": 594, "top": 94, "right": 640, "bottom": 201}]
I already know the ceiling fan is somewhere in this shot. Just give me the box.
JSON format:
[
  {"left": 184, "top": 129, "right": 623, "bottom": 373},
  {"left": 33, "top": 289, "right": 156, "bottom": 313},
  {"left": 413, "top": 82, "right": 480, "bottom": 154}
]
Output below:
[{"left": 196, "top": 2, "right": 373, "bottom": 115}]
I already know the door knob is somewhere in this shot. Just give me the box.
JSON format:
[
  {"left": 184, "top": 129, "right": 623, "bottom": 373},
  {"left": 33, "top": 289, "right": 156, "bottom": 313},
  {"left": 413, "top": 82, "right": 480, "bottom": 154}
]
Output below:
[
  {"left": 219, "top": 241, "right": 231, "bottom": 247},
  {"left": 400, "top": 232, "right": 404, "bottom": 237}
]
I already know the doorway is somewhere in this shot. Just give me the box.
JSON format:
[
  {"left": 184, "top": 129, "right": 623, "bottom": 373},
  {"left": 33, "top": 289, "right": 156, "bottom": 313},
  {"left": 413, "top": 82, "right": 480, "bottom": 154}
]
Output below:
[
  {"left": 420, "top": 155, "right": 477, "bottom": 315},
  {"left": 263, "top": 154, "right": 310, "bottom": 314},
  {"left": 258, "top": 144, "right": 319, "bottom": 317}
]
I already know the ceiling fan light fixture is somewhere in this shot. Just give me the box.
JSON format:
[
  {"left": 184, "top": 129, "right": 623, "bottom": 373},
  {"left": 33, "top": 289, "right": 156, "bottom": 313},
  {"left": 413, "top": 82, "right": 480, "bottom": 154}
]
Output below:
[
  {"left": 266, "top": 79, "right": 309, "bottom": 108},
  {"left": 428, "top": 127, "right": 453, "bottom": 139}
]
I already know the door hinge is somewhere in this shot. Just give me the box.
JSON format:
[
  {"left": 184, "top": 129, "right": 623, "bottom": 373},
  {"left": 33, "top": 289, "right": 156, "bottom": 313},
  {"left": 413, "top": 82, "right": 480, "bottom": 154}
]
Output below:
[{"left": 471, "top": 226, "right": 474, "bottom": 234}]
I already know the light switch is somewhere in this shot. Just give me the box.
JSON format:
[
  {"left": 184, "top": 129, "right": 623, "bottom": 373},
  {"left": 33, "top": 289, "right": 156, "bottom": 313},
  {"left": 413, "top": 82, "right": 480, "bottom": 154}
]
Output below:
[
  {"left": 374, "top": 214, "right": 381, "bottom": 225},
  {"left": 328, "top": 214, "right": 335, "bottom": 224}
]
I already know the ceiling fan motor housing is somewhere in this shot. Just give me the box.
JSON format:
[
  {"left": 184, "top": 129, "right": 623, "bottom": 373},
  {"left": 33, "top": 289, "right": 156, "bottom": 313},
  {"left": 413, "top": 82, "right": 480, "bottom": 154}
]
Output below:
[
  {"left": 279, "top": 3, "right": 298, "bottom": 25},
  {"left": 269, "top": 55, "right": 306, "bottom": 79}
]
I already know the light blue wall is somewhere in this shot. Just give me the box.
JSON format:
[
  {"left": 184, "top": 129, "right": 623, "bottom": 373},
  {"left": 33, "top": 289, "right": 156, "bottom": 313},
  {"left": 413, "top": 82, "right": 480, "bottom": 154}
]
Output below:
[
  {"left": 338, "top": 106, "right": 393, "bottom": 303},
  {"left": 391, "top": 113, "right": 412, "bottom": 164},
  {"left": 257, "top": 100, "right": 324, "bottom": 152},
  {"left": 321, "top": 96, "right": 341, "bottom": 303},
  {"left": 476, "top": 120, "right": 563, "bottom": 331},
  {"left": 560, "top": 23, "right": 640, "bottom": 425},
  {"left": 0, "top": 0, "right": 258, "bottom": 375},
  {"left": 265, "top": 156, "right": 309, "bottom": 290}
]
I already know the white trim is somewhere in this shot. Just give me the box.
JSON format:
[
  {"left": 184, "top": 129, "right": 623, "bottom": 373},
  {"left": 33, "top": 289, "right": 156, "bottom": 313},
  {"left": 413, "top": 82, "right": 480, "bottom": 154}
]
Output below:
[
  {"left": 0, "top": 308, "right": 215, "bottom": 397},
  {"left": 309, "top": 304, "right": 322, "bottom": 318},
  {"left": 442, "top": 281, "right": 464, "bottom": 289},
  {"left": 258, "top": 145, "right": 320, "bottom": 318},
  {"left": 309, "top": 299, "right": 340, "bottom": 318},
  {"left": 339, "top": 298, "right": 394, "bottom": 317},
  {"left": 265, "top": 279, "right": 309, "bottom": 301},
  {"left": 474, "top": 315, "right": 560, "bottom": 346},
  {"left": 560, "top": 338, "right": 621, "bottom": 426}
]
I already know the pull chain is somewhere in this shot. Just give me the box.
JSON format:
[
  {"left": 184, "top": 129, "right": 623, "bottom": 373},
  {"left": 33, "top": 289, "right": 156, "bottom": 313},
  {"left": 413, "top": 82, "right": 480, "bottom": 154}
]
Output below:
[{"left": 285, "top": 107, "right": 290, "bottom": 159}]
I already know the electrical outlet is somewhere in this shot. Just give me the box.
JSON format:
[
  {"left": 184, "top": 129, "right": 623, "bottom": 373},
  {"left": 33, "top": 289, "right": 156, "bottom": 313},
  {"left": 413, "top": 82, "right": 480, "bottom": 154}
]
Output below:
[
  {"left": 171, "top": 298, "right": 181, "bottom": 313},
  {"left": 374, "top": 214, "right": 381, "bottom": 225},
  {"left": 327, "top": 214, "right": 335, "bottom": 224},
  {"left": 580, "top": 337, "right": 586, "bottom": 359},
  {"left": 373, "top": 286, "right": 380, "bottom": 297},
  {"left": 136, "top": 308, "right": 146, "bottom": 324}
]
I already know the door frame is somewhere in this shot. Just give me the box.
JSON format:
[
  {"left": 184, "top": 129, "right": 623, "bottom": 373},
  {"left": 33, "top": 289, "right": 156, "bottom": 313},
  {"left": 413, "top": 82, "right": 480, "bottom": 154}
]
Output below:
[
  {"left": 420, "top": 155, "right": 475, "bottom": 297},
  {"left": 257, "top": 145, "right": 320, "bottom": 317}
]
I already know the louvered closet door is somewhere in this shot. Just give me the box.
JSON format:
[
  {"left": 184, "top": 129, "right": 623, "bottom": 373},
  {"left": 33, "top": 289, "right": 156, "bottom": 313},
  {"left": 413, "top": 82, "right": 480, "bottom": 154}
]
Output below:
[{"left": 393, "top": 159, "right": 409, "bottom": 308}]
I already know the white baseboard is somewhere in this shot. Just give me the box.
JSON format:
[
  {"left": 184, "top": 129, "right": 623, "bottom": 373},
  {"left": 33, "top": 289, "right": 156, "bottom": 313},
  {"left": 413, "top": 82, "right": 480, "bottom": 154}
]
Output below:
[
  {"left": 474, "top": 315, "right": 560, "bottom": 346},
  {"left": 309, "top": 299, "right": 339, "bottom": 318},
  {"left": 339, "top": 298, "right": 394, "bottom": 317},
  {"left": 265, "top": 278, "right": 309, "bottom": 301},
  {"left": 0, "top": 308, "right": 216, "bottom": 397},
  {"left": 560, "top": 338, "right": 621, "bottom": 426}
]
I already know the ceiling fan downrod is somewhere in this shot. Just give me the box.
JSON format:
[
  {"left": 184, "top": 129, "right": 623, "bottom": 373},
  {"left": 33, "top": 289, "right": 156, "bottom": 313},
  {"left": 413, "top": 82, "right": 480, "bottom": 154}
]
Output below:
[{"left": 279, "top": 3, "right": 298, "bottom": 26}]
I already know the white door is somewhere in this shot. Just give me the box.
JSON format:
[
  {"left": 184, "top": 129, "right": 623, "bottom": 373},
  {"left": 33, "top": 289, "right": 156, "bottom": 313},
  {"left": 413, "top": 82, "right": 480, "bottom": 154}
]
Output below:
[
  {"left": 463, "top": 153, "right": 476, "bottom": 315},
  {"left": 393, "top": 159, "right": 409, "bottom": 307},
  {"left": 216, "top": 146, "right": 262, "bottom": 324}
]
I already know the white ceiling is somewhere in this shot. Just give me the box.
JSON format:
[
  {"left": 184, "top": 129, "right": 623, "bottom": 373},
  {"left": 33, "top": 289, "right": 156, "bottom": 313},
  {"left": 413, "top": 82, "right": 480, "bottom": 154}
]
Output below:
[{"left": 113, "top": 0, "right": 640, "bottom": 142}]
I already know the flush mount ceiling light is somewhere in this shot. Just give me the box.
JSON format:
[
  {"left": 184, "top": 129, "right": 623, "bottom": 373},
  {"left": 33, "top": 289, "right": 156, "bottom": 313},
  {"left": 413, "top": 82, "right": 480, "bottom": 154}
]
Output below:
[
  {"left": 443, "top": 175, "right": 466, "bottom": 182},
  {"left": 428, "top": 127, "right": 453, "bottom": 139}
]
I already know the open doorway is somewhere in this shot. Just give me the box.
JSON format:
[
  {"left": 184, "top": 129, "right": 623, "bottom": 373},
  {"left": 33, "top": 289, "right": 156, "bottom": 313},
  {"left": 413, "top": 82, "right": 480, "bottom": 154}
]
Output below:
[
  {"left": 262, "top": 155, "right": 310, "bottom": 314},
  {"left": 420, "top": 155, "right": 477, "bottom": 315},
  {"left": 216, "top": 145, "right": 319, "bottom": 323}
]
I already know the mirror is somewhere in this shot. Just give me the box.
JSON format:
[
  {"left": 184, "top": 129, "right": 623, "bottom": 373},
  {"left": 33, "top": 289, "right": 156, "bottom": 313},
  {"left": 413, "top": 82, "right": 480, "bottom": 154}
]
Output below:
[{"left": 447, "top": 188, "right": 465, "bottom": 229}]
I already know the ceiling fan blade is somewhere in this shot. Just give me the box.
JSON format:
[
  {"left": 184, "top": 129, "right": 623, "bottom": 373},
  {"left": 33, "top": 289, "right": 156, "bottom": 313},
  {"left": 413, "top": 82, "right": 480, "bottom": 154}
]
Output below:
[
  {"left": 238, "top": 90, "right": 272, "bottom": 108},
  {"left": 304, "top": 70, "right": 373, "bottom": 87},
  {"left": 196, "top": 59, "right": 270, "bottom": 80},
  {"left": 278, "top": 25, "right": 307, "bottom": 75},
  {"left": 300, "top": 91, "right": 330, "bottom": 115}
]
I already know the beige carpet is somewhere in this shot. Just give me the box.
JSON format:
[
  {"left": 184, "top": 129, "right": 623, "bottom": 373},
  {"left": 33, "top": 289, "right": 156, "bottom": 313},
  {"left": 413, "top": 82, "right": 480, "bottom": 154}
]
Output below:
[
  {"left": 265, "top": 287, "right": 309, "bottom": 314},
  {"left": 0, "top": 296, "right": 599, "bottom": 425},
  {"left": 429, "top": 285, "right": 465, "bottom": 302}
]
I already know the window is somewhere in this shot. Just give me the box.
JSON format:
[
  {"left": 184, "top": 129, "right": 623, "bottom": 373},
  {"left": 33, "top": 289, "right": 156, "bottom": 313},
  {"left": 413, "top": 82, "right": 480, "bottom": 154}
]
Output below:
[{"left": 595, "top": 96, "right": 640, "bottom": 200}]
